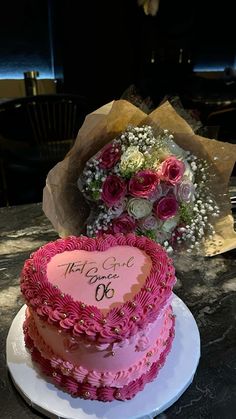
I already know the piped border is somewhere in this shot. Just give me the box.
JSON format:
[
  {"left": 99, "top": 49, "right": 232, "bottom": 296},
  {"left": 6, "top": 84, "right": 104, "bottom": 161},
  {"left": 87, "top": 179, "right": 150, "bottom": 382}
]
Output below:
[
  {"left": 24, "top": 318, "right": 175, "bottom": 401},
  {"left": 21, "top": 234, "right": 176, "bottom": 344}
]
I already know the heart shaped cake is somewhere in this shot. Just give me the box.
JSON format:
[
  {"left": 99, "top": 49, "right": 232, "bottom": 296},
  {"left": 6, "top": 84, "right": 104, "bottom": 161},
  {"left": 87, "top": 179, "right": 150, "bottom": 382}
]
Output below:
[{"left": 21, "top": 233, "right": 176, "bottom": 401}]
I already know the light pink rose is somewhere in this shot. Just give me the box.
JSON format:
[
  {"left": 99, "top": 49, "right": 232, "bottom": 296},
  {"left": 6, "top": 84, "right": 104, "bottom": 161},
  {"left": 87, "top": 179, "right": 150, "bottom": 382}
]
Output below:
[
  {"left": 139, "top": 215, "right": 158, "bottom": 230},
  {"left": 154, "top": 196, "right": 179, "bottom": 220},
  {"left": 110, "top": 198, "right": 128, "bottom": 216},
  {"left": 177, "top": 179, "right": 195, "bottom": 202},
  {"left": 112, "top": 213, "right": 136, "bottom": 234},
  {"left": 101, "top": 175, "right": 126, "bottom": 207},
  {"left": 99, "top": 142, "right": 121, "bottom": 169},
  {"left": 129, "top": 170, "right": 159, "bottom": 198},
  {"left": 149, "top": 184, "right": 163, "bottom": 202},
  {"left": 160, "top": 182, "right": 177, "bottom": 197},
  {"left": 160, "top": 156, "right": 185, "bottom": 185}
]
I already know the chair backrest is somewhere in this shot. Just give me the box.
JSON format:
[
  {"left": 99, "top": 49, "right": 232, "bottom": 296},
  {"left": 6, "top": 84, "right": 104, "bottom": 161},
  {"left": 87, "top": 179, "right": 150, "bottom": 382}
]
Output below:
[
  {"left": 0, "top": 94, "right": 93, "bottom": 206},
  {"left": 0, "top": 93, "right": 92, "bottom": 160}
]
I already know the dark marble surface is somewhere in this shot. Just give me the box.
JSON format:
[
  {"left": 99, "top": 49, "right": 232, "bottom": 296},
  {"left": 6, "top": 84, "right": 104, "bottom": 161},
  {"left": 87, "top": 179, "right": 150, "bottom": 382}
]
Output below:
[{"left": 0, "top": 203, "right": 236, "bottom": 419}]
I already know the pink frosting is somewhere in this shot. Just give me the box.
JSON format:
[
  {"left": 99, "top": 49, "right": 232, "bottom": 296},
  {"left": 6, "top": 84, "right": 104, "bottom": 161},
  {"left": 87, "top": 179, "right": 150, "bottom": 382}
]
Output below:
[
  {"left": 25, "top": 302, "right": 173, "bottom": 382},
  {"left": 46, "top": 246, "right": 151, "bottom": 311},
  {"left": 20, "top": 234, "right": 176, "bottom": 344},
  {"left": 23, "top": 312, "right": 175, "bottom": 401}
]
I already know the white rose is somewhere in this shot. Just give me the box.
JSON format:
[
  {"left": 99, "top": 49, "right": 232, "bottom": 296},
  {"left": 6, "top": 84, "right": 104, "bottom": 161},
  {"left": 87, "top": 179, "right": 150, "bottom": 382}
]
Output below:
[
  {"left": 119, "top": 146, "right": 144, "bottom": 175},
  {"left": 162, "top": 215, "right": 180, "bottom": 233},
  {"left": 127, "top": 198, "right": 152, "bottom": 219},
  {"left": 166, "top": 138, "right": 187, "bottom": 159},
  {"left": 183, "top": 161, "right": 194, "bottom": 182}
]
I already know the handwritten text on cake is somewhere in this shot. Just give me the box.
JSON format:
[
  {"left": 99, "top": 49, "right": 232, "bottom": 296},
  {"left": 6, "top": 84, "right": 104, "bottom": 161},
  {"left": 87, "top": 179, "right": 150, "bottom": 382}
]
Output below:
[{"left": 58, "top": 256, "right": 135, "bottom": 301}]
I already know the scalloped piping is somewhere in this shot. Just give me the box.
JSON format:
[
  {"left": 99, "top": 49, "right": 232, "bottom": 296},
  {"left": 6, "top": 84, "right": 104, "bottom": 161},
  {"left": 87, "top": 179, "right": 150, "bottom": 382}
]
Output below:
[
  {"left": 24, "top": 306, "right": 174, "bottom": 388},
  {"left": 21, "top": 234, "right": 176, "bottom": 344},
  {"left": 24, "top": 319, "right": 175, "bottom": 401}
]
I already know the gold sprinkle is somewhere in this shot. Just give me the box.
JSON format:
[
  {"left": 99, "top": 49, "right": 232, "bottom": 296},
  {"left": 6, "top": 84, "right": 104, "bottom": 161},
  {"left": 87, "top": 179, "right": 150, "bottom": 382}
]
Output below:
[
  {"left": 131, "top": 302, "right": 136, "bottom": 308},
  {"left": 147, "top": 304, "right": 153, "bottom": 310},
  {"left": 115, "top": 391, "right": 121, "bottom": 399},
  {"left": 52, "top": 372, "right": 57, "bottom": 377},
  {"left": 119, "top": 310, "right": 125, "bottom": 317},
  {"left": 79, "top": 319, "right": 84, "bottom": 325},
  {"left": 114, "top": 327, "right": 120, "bottom": 334},
  {"left": 146, "top": 361, "right": 151, "bottom": 367},
  {"left": 90, "top": 313, "right": 95, "bottom": 318},
  {"left": 84, "top": 391, "right": 90, "bottom": 398},
  {"left": 147, "top": 351, "right": 152, "bottom": 357},
  {"left": 62, "top": 313, "right": 67, "bottom": 318},
  {"left": 60, "top": 293, "right": 65, "bottom": 298},
  {"left": 101, "top": 319, "right": 107, "bottom": 324},
  {"left": 146, "top": 287, "right": 151, "bottom": 292},
  {"left": 111, "top": 351, "right": 115, "bottom": 356},
  {"left": 81, "top": 303, "right": 86, "bottom": 309},
  {"left": 131, "top": 316, "right": 138, "bottom": 322}
]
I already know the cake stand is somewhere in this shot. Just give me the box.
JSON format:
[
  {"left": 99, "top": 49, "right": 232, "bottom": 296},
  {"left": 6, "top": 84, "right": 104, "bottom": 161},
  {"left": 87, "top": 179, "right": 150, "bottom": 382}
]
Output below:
[{"left": 6, "top": 294, "right": 200, "bottom": 419}]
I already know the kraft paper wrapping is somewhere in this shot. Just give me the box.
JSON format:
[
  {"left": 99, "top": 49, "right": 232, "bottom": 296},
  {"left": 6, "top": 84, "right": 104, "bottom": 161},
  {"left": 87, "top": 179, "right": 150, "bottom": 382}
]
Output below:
[{"left": 42, "top": 99, "right": 236, "bottom": 256}]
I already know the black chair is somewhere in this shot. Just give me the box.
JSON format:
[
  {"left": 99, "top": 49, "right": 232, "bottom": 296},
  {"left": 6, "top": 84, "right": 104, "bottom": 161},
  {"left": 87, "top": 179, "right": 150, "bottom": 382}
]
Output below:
[{"left": 0, "top": 94, "right": 93, "bottom": 206}]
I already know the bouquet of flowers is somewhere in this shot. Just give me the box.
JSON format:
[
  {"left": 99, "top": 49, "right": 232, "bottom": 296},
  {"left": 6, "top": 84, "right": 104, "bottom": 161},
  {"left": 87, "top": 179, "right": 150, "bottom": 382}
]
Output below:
[
  {"left": 43, "top": 99, "right": 236, "bottom": 257},
  {"left": 77, "top": 125, "right": 219, "bottom": 254}
]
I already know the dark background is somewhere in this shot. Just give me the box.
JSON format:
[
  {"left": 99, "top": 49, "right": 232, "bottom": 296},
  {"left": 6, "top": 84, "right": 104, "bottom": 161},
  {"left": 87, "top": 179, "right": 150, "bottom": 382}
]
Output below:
[
  {"left": 56, "top": 0, "right": 236, "bottom": 107},
  {"left": 1, "top": 0, "right": 236, "bottom": 106},
  {"left": 1, "top": 0, "right": 236, "bottom": 207}
]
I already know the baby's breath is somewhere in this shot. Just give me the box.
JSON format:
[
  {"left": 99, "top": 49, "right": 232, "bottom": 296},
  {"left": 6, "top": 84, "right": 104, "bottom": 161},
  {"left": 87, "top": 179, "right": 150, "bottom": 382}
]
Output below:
[{"left": 78, "top": 124, "right": 220, "bottom": 255}]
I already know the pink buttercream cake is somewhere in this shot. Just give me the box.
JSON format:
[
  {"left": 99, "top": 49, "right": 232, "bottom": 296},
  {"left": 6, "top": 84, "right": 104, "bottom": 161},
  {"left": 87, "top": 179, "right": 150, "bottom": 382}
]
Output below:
[{"left": 20, "top": 234, "right": 176, "bottom": 401}]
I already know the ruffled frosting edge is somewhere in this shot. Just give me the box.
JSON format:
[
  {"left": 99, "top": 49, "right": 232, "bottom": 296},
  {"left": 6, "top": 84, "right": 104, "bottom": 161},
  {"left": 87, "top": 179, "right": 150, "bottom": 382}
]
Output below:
[
  {"left": 20, "top": 233, "right": 176, "bottom": 344},
  {"left": 23, "top": 313, "right": 175, "bottom": 401}
]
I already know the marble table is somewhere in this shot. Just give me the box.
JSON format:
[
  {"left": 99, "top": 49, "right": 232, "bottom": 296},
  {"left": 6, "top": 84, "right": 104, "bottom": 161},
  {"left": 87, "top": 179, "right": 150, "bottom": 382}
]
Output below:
[{"left": 0, "top": 203, "right": 236, "bottom": 419}]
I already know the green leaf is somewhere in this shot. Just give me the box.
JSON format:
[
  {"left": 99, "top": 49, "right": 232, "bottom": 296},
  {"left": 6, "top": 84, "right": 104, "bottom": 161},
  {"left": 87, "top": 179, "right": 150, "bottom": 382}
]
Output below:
[{"left": 180, "top": 203, "right": 193, "bottom": 224}]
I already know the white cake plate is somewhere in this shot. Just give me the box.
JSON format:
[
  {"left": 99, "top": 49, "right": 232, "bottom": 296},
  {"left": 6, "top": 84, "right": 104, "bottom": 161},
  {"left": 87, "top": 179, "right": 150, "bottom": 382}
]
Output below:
[{"left": 6, "top": 294, "right": 200, "bottom": 419}]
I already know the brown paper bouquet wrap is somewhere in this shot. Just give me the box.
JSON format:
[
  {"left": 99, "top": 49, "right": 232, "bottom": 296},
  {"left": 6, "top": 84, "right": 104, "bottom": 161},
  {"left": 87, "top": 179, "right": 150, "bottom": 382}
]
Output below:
[{"left": 43, "top": 99, "right": 236, "bottom": 256}]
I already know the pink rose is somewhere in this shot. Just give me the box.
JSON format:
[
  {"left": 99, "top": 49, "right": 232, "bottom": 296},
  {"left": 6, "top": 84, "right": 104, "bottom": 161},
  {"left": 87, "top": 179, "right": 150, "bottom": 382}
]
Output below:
[
  {"left": 129, "top": 170, "right": 159, "bottom": 198},
  {"left": 112, "top": 213, "right": 136, "bottom": 234},
  {"left": 160, "top": 156, "right": 185, "bottom": 185},
  {"left": 99, "top": 142, "right": 121, "bottom": 169},
  {"left": 101, "top": 175, "right": 126, "bottom": 207},
  {"left": 154, "top": 196, "right": 179, "bottom": 220}
]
